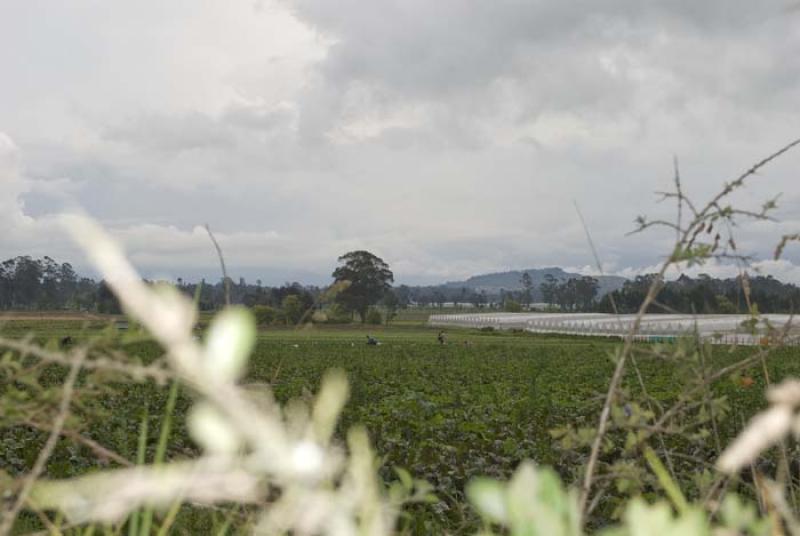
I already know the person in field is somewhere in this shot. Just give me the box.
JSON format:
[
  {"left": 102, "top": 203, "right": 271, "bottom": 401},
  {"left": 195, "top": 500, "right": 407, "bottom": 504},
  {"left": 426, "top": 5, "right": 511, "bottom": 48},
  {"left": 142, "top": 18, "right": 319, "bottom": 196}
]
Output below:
[
  {"left": 366, "top": 334, "right": 379, "bottom": 346},
  {"left": 437, "top": 331, "right": 446, "bottom": 345}
]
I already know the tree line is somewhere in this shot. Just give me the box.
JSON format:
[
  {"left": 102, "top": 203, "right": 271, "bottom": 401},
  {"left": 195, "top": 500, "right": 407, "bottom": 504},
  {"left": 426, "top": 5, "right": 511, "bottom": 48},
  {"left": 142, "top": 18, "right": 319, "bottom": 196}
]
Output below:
[
  {"left": 0, "top": 252, "right": 396, "bottom": 325},
  {"left": 0, "top": 256, "right": 97, "bottom": 311},
  {"left": 3, "top": 255, "right": 799, "bottom": 317},
  {"left": 0, "top": 255, "right": 320, "bottom": 316},
  {"left": 596, "top": 273, "right": 800, "bottom": 314}
]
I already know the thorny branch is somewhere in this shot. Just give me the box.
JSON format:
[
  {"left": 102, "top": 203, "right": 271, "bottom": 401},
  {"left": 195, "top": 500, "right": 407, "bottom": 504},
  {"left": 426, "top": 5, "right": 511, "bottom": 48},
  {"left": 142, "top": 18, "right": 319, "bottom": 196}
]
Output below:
[
  {"left": 0, "top": 337, "right": 172, "bottom": 384},
  {"left": 578, "top": 137, "right": 800, "bottom": 526},
  {"left": 22, "top": 420, "right": 133, "bottom": 468}
]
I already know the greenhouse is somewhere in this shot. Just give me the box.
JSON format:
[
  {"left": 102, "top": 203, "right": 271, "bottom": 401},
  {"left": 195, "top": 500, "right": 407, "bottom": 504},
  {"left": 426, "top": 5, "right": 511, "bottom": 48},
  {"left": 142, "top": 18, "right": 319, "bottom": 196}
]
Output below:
[{"left": 429, "top": 312, "right": 800, "bottom": 345}]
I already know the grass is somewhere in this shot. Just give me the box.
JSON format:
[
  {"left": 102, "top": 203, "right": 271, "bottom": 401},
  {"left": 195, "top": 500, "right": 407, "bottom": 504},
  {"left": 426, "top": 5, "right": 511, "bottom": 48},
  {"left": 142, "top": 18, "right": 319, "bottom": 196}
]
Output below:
[{"left": 2, "top": 316, "right": 799, "bottom": 532}]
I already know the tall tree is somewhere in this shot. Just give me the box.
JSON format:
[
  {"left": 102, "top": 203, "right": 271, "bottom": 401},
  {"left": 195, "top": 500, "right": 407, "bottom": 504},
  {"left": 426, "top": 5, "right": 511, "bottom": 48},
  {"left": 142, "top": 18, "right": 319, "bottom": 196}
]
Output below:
[
  {"left": 332, "top": 250, "right": 394, "bottom": 322},
  {"left": 281, "top": 294, "right": 304, "bottom": 325},
  {"left": 540, "top": 274, "right": 558, "bottom": 307},
  {"left": 13, "top": 256, "right": 42, "bottom": 309},
  {"left": 96, "top": 279, "right": 122, "bottom": 314},
  {"left": 520, "top": 272, "right": 533, "bottom": 308},
  {"left": 58, "top": 262, "right": 78, "bottom": 307},
  {"left": 575, "top": 276, "right": 599, "bottom": 311}
]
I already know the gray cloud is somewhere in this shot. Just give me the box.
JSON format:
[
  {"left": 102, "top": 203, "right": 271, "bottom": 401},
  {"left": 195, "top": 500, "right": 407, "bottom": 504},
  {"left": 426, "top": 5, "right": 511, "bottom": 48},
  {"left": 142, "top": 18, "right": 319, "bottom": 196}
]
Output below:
[{"left": 1, "top": 1, "right": 799, "bottom": 285}]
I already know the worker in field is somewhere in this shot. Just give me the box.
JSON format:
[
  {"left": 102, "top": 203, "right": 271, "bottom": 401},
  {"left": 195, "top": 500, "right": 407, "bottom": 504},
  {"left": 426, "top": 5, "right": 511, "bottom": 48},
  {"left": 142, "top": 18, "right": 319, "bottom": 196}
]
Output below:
[
  {"left": 437, "top": 330, "right": 446, "bottom": 345},
  {"left": 366, "top": 334, "right": 379, "bottom": 346}
]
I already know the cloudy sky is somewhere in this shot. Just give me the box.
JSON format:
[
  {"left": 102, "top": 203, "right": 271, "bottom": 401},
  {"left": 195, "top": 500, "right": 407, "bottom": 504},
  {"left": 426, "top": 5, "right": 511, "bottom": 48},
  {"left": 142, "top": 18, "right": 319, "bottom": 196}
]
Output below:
[{"left": 2, "top": 1, "right": 799, "bottom": 285}]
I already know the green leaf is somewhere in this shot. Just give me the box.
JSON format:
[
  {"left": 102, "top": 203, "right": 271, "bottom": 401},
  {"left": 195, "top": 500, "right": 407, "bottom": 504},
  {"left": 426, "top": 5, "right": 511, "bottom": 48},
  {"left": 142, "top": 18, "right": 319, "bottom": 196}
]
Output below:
[{"left": 394, "top": 467, "right": 413, "bottom": 490}]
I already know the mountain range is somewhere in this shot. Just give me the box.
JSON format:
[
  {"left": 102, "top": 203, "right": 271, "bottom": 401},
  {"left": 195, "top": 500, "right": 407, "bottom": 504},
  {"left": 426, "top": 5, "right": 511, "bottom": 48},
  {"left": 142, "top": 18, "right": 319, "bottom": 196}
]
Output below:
[{"left": 441, "top": 267, "right": 626, "bottom": 300}]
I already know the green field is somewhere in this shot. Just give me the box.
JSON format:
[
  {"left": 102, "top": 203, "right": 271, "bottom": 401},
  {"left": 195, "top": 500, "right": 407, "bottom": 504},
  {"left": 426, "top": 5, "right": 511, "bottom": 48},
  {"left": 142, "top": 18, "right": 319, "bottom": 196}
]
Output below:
[{"left": 2, "top": 316, "right": 797, "bottom": 533}]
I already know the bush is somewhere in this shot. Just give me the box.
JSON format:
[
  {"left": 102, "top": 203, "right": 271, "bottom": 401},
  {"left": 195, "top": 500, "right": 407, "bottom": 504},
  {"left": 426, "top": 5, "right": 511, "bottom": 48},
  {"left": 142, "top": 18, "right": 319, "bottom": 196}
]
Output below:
[
  {"left": 282, "top": 295, "right": 305, "bottom": 325},
  {"left": 365, "top": 308, "right": 383, "bottom": 325},
  {"left": 503, "top": 299, "right": 522, "bottom": 312},
  {"left": 252, "top": 305, "right": 280, "bottom": 326},
  {"left": 324, "top": 303, "right": 353, "bottom": 324},
  {"left": 715, "top": 294, "right": 738, "bottom": 314},
  {"left": 311, "top": 310, "right": 328, "bottom": 323}
]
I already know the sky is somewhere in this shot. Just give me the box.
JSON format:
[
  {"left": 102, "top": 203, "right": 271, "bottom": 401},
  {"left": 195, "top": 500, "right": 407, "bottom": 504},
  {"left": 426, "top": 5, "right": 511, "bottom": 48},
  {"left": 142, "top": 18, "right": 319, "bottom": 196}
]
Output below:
[{"left": 1, "top": 1, "right": 800, "bottom": 286}]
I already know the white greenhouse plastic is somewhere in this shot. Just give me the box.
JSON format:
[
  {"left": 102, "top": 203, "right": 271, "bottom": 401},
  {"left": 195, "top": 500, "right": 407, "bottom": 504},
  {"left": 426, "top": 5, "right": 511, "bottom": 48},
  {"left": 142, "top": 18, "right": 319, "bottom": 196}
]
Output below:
[{"left": 428, "top": 312, "right": 800, "bottom": 346}]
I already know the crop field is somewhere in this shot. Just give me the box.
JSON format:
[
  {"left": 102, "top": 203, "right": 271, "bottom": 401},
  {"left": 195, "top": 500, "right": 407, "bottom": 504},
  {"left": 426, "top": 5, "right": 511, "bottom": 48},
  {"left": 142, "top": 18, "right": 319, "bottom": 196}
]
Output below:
[{"left": 3, "top": 315, "right": 800, "bottom": 532}]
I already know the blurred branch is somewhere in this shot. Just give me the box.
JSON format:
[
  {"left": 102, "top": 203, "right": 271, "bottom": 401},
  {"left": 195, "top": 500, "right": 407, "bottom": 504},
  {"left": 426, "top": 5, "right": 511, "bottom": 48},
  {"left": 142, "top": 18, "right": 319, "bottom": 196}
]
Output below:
[
  {"left": 0, "top": 337, "right": 172, "bottom": 384},
  {"left": 775, "top": 233, "right": 800, "bottom": 260},
  {"left": 30, "top": 459, "right": 261, "bottom": 524},
  {"left": 0, "top": 351, "right": 85, "bottom": 536},
  {"left": 23, "top": 419, "right": 133, "bottom": 468}
]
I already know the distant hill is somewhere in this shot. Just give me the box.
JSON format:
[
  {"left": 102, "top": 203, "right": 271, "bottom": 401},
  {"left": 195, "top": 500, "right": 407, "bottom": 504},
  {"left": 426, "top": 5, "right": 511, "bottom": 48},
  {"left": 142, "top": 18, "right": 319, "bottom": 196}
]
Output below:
[{"left": 442, "top": 267, "right": 626, "bottom": 300}]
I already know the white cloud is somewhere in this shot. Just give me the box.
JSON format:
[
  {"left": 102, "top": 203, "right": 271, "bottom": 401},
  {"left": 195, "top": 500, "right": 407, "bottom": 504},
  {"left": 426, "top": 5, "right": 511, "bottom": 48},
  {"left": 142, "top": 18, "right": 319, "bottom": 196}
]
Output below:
[
  {"left": 0, "top": 133, "right": 28, "bottom": 227},
  {"left": 0, "top": 132, "right": 75, "bottom": 261}
]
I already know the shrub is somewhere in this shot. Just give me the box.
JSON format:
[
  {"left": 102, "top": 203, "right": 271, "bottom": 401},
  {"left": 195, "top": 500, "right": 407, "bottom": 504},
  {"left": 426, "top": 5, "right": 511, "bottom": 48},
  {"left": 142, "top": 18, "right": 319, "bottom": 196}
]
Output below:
[
  {"left": 365, "top": 308, "right": 383, "bottom": 325},
  {"left": 325, "top": 303, "right": 353, "bottom": 324},
  {"left": 311, "top": 310, "right": 328, "bottom": 323},
  {"left": 252, "top": 305, "right": 280, "bottom": 326},
  {"left": 715, "top": 294, "right": 738, "bottom": 314},
  {"left": 503, "top": 299, "right": 522, "bottom": 312},
  {"left": 282, "top": 295, "right": 305, "bottom": 325}
]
